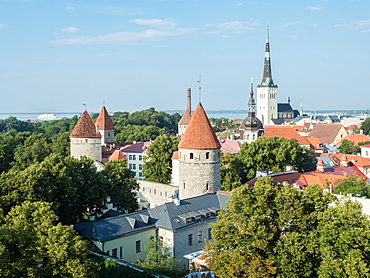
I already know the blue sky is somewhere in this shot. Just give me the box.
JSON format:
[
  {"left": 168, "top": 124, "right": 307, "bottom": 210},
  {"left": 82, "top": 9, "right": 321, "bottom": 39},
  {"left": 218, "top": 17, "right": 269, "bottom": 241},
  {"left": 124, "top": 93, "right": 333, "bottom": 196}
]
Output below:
[{"left": 0, "top": 0, "right": 369, "bottom": 114}]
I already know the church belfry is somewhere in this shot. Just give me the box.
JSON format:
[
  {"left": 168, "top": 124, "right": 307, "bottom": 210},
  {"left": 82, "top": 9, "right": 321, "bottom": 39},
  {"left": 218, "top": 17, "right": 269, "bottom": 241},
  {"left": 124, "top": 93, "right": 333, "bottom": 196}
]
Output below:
[{"left": 257, "top": 26, "right": 278, "bottom": 125}]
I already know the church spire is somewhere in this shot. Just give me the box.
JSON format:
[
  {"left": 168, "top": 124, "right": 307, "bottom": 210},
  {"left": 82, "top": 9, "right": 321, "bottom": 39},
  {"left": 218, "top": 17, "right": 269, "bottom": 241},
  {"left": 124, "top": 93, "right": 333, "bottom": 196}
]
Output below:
[
  {"left": 248, "top": 78, "right": 256, "bottom": 112},
  {"left": 259, "top": 26, "right": 277, "bottom": 88}
]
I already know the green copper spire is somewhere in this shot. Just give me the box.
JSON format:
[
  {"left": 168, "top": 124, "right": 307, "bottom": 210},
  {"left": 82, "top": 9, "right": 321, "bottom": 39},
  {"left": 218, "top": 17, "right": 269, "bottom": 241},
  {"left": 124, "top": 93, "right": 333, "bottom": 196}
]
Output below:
[{"left": 258, "top": 26, "right": 277, "bottom": 88}]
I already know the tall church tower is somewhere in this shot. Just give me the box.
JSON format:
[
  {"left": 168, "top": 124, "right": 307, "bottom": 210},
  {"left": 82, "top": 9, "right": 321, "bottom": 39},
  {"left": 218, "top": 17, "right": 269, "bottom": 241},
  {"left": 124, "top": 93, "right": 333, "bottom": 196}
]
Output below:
[
  {"left": 257, "top": 26, "right": 278, "bottom": 125},
  {"left": 178, "top": 103, "right": 221, "bottom": 200},
  {"left": 95, "top": 106, "right": 115, "bottom": 144},
  {"left": 70, "top": 110, "right": 102, "bottom": 162}
]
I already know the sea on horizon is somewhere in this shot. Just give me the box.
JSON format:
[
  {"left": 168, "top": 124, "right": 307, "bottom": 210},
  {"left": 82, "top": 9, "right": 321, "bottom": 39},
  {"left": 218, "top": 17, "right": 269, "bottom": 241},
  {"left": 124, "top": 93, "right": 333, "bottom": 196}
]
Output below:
[{"left": 0, "top": 109, "right": 368, "bottom": 121}]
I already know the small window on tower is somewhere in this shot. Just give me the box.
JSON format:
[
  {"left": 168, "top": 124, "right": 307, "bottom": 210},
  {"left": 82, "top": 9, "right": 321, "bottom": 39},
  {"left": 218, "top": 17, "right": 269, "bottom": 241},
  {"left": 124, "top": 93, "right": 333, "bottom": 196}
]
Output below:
[
  {"left": 190, "top": 153, "right": 194, "bottom": 159},
  {"left": 206, "top": 152, "right": 209, "bottom": 159}
]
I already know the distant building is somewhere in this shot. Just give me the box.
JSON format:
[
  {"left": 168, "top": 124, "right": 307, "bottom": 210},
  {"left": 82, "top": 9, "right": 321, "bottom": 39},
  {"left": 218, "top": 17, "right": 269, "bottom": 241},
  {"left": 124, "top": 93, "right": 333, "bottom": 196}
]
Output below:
[
  {"left": 120, "top": 141, "right": 152, "bottom": 180},
  {"left": 309, "top": 123, "right": 347, "bottom": 145}
]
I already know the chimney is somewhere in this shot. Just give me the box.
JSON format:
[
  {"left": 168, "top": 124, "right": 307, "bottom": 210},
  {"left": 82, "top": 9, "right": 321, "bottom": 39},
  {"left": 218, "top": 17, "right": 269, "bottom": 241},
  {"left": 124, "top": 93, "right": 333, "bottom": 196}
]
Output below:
[
  {"left": 316, "top": 159, "right": 324, "bottom": 172},
  {"left": 340, "top": 155, "right": 348, "bottom": 167},
  {"left": 187, "top": 88, "right": 191, "bottom": 113},
  {"left": 360, "top": 129, "right": 364, "bottom": 135},
  {"left": 349, "top": 129, "right": 354, "bottom": 136},
  {"left": 286, "top": 165, "right": 293, "bottom": 171}
]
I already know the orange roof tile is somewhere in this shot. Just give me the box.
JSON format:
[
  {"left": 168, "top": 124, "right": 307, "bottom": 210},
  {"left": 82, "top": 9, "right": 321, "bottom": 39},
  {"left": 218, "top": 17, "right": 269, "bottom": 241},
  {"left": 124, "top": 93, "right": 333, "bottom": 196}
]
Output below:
[
  {"left": 337, "top": 134, "right": 370, "bottom": 146},
  {"left": 109, "top": 150, "right": 127, "bottom": 161},
  {"left": 95, "top": 106, "right": 114, "bottom": 130},
  {"left": 303, "top": 136, "right": 323, "bottom": 150},
  {"left": 70, "top": 111, "right": 101, "bottom": 138},
  {"left": 309, "top": 124, "right": 345, "bottom": 144},
  {"left": 264, "top": 126, "right": 310, "bottom": 145},
  {"left": 325, "top": 153, "right": 370, "bottom": 168},
  {"left": 178, "top": 109, "right": 192, "bottom": 125},
  {"left": 171, "top": 151, "right": 179, "bottom": 159},
  {"left": 178, "top": 104, "right": 221, "bottom": 149}
]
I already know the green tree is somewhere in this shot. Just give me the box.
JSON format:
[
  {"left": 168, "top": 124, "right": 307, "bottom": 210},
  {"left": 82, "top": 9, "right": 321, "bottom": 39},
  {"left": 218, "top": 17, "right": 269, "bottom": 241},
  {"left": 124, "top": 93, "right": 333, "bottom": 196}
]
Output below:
[
  {"left": 205, "top": 177, "right": 370, "bottom": 278},
  {"left": 102, "top": 160, "right": 139, "bottom": 212},
  {"left": 143, "top": 136, "right": 178, "bottom": 184},
  {"left": 237, "top": 136, "right": 316, "bottom": 182},
  {"left": 338, "top": 139, "right": 360, "bottom": 154},
  {"left": 0, "top": 201, "right": 98, "bottom": 277},
  {"left": 220, "top": 152, "right": 242, "bottom": 191},
  {"left": 136, "top": 236, "right": 187, "bottom": 278},
  {"left": 0, "top": 154, "right": 108, "bottom": 225},
  {"left": 11, "top": 133, "right": 52, "bottom": 170},
  {"left": 52, "top": 131, "right": 71, "bottom": 156},
  {"left": 361, "top": 117, "right": 370, "bottom": 136},
  {"left": 333, "top": 175, "right": 369, "bottom": 197}
]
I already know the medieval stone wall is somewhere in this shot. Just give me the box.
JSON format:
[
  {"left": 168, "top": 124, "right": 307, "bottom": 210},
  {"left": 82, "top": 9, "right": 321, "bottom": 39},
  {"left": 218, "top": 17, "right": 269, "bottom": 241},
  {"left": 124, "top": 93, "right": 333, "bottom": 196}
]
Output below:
[
  {"left": 138, "top": 180, "right": 179, "bottom": 208},
  {"left": 70, "top": 137, "right": 102, "bottom": 162}
]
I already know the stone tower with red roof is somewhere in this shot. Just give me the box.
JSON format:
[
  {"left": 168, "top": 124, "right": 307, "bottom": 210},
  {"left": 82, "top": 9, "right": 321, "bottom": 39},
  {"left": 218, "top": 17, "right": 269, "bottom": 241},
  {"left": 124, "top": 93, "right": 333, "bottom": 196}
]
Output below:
[
  {"left": 178, "top": 103, "right": 221, "bottom": 199},
  {"left": 70, "top": 110, "right": 102, "bottom": 162},
  {"left": 178, "top": 88, "right": 192, "bottom": 137},
  {"left": 95, "top": 106, "right": 115, "bottom": 144}
]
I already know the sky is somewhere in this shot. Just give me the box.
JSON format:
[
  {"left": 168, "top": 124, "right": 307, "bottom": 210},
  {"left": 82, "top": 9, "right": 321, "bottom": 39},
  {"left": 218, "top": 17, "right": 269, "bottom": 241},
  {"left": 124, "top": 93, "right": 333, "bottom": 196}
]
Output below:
[{"left": 0, "top": 0, "right": 369, "bottom": 114}]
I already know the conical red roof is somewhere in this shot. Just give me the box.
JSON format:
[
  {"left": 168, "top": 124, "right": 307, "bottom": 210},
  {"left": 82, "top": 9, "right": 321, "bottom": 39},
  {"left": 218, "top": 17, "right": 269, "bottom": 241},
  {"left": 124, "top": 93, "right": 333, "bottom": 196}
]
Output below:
[
  {"left": 70, "top": 111, "right": 101, "bottom": 138},
  {"left": 109, "top": 150, "right": 127, "bottom": 161},
  {"left": 178, "top": 109, "right": 192, "bottom": 125},
  {"left": 178, "top": 104, "right": 221, "bottom": 149},
  {"left": 96, "top": 106, "right": 114, "bottom": 130}
]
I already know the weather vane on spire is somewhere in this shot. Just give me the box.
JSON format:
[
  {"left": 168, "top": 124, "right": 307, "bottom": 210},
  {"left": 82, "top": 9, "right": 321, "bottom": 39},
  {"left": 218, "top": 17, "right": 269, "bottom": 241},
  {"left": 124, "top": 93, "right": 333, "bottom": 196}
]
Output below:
[{"left": 82, "top": 103, "right": 87, "bottom": 111}]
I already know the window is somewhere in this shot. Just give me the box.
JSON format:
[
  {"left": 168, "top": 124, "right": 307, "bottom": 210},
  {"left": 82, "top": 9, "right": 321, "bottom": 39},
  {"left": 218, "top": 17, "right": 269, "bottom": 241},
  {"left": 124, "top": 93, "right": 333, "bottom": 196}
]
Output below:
[
  {"left": 120, "top": 247, "right": 123, "bottom": 259},
  {"left": 129, "top": 155, "right": 132, "bottom": 160},
  {"left": 106, "top": 250, "right": 109, "bottom": 256},
  {"left": 183, "top": 183, "right": 186, "bottom": 189},
  {"left": 139, "top": 164, "right": 142, "bottom": 170},
  {"left": 133, "top": 164, "right": 136, "bottom": 170},
  {"left": 154, "top": 189, "right": 156, "bottom": 195},
  {"left": 136, "top": 240, "right": 141, "bottom": 253},
  {"left": 208, "top": 228, "right": 212, "bottom": 240},
  {"left": 198, "top": 231, "right": 203, "bottom": 243},
  {"left": 139, "top": 155, "right": 142, "bottom": 161},
  {"left": 188, "top": 234, "right": 193, "bottom": 246},
  {"left": 190, "top": 153, "right": 194, "bottom": 159},
  {"left": 133, "top": 155, "right": 136, "bottom": 160},
  {"left": 139, "top": 172, "right": 143, "bottom": 177},
  {"left": 206, "top": 182, "right": 209, "bottom": 191},
  {"left": 112, "top": 248, "right": 117, "bottom": 258},
  {"left": 129, "top": 164, "right": 132, "bottom": 169},
  {"left": 206, "top": 152, "right": 209, "bottom": 159}
]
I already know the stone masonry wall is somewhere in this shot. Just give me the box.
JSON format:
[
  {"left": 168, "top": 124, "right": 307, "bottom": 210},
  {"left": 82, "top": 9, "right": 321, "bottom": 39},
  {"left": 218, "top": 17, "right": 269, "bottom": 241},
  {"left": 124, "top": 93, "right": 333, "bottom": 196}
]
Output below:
[
  {"left": 70, "top": 137, "right": 102, "bottom": 162},
  {"left": 138, "top": 180, "right": 179, "bottom": 208},
  {"left": 178, "top": 148, "right": 220, "bottom": 200}
]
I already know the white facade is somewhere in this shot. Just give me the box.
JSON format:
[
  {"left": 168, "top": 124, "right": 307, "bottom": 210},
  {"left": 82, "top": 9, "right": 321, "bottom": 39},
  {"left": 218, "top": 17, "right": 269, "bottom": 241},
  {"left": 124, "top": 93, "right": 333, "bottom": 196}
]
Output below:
[
  {"left": 361, "top": 145, "right": 370, "bottom": 159},
  {"left": 70, "top": 137, "right": 102, "bottom": 162},
  {"left": 121, "top": 141, "right": 152, "bottom": 180},
  {"left": 257, "top": 86, "right": 278, "bottom": 125}
]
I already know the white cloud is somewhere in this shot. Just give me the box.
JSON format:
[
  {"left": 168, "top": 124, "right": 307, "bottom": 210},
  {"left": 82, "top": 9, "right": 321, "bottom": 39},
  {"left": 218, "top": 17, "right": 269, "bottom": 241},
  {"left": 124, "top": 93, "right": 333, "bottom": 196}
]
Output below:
[
  {"left": 205, "top": 21, "right": 256, "bottom": 33},
  {"left": 62, "top": 27, "right": 80, "bottom": 33},
  {"left": 335, "top": 19, "right": 370, "bottom": 30},
  {"left": 281, "top": 21, "right": 300, "bottom": 27},
  {"left": 130, "top": 18, "right": 176, "bottom": 29},
  {"left": 66, "top": 6, "right": 76, "bottom": 12},
  {"left": 50, "top": 28, "right": 193, "bottom": 45},
  {"left": 307, "top": 6, "right": 321, "bottom": 11}
]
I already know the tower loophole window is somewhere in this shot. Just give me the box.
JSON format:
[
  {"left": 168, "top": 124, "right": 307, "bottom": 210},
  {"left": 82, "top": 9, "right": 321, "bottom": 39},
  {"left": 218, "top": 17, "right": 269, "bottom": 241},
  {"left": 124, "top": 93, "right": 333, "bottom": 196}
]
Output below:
[
  {"left": 190, "top": 153, "right": 194, "bottom": 159},
  {"left": 206, "top": 152, "right": 209, "bottom": 159}
]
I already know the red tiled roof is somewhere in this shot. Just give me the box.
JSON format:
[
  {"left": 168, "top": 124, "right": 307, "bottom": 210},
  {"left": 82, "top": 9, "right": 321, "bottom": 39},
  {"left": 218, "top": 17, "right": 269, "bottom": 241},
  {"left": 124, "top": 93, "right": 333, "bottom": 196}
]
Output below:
[
  {"left": 337, "top": 134, "right": 370, "bottom": 146},
  {"left": 108, "top": 150, "right": 127, "bottom": 161},
  {"left": 322, "top": 153, "right": 370, "bottom": 168},
  {"left": 70, "top": 111, "right": 101, "bottom": 138},
  {"left": 95, "top": 106, "right": 114, "bottom": 130},
  {"left": 304, "top": 136, "right": 324, "bottom": 150},
  {"left": 178, "top": 109, "right": 192, "bottom": 125},
  {"left": 178, "top": 104, "right": 221, "bottom": 149},
  {"left": 264, "top": 126, "right": 310, "bottom": 145},
  {"left": 220, "top": 139, "right": 241, "bottom": 154},
  {"left": 171, "top": 151, "right": 179, "bottom": 159}
]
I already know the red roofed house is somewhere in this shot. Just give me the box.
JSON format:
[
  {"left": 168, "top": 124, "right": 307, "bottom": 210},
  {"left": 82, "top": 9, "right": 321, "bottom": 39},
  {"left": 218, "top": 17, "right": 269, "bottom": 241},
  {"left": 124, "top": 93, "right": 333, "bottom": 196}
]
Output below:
[
  {"left": 108, "top": 149, "right": 127, "bottom": 162},
  {"left": 337, "top": 134, "right": 370, "bottom": 147},
  {"left": 247, "top": 156, "right": 368, "bottom": 191},
  {"left": 95, "top": 106, "right": 115, "bottom": 145},
  {"left": 220, "top": 139, "right": 242, "bottom": 154},
  {"left": 178, "top": 103, "right": 221, "bottom": 199},
  {"left": 264, "top": 125, "right": 311, "bottom": 149},
  {"left": 121, "top": 141, "right": 152, "bottom": 180},
  {"left": 70, "top": 110, "right": 102, "bottom": 163}
]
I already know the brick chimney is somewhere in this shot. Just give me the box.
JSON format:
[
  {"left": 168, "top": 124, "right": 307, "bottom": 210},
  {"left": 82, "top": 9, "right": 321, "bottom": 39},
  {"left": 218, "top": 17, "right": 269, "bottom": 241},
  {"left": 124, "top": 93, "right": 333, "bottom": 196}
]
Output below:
[
  {"left": 340, "top": 155, "right": 348, "bottom": 167},
  {"left": 316, "top": 159, "right": 324, "bottom": 172}
]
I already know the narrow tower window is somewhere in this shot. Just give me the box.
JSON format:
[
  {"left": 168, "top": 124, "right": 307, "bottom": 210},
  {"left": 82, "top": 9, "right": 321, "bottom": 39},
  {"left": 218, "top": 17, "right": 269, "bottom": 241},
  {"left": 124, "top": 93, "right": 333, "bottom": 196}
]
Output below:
[
  {"left": 190, "top": 153, "right": 193, "bottom": 159},
  {"left": 206, "top": 152, "right": 209, "bottom": 159}
]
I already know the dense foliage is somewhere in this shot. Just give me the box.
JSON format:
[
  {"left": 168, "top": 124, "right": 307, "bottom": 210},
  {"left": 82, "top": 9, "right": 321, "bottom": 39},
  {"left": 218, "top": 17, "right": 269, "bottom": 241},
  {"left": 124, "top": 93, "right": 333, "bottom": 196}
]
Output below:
[
  {"left": 209, "top": 117, "right": 240, "bottom": 132},
  {"left": 143, "top": 135, "right": 179, "bottom": 184},
  {"left": 112, "top": 108, "right": 181, "bottom": 143},
  {"left": 205, "top": 177, "right": 370, "bottom": 277},
  {"left": 361, "top": 117, "right": 370, "bottom": 136},
  {"left": 338, "top": 139, "right": 360, "bottom": 154},
  {"left": 333, "top": 175, "right": 370, "bottom": 197},
  {"left": 0, "top": 201, "right": 98, "bottom": 277}
]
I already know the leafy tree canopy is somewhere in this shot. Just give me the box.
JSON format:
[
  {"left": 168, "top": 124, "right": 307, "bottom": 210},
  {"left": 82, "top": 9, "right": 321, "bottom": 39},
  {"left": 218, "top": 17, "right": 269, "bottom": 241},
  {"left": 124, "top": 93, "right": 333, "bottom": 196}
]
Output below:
[
  {"left": 143, "top": 136, "right": 178, "bottom": 184},
  {"left": 0, "top": 201, "right": 98, "bottom": 277},
  {"left": 361, "top": 117, "right": 370, "bottom": 136},
  {"left": 205, "top": 177, "right": 370, "bottom": 277},
  {"left": 237, "top": 136, "right": 316, "bottom": 183},
  {"left": 333, "top": 175, "right": 369, "bottom": 197},
  {"left": 220, "top": 152, "right": 242, "bottom": 191},
  {"left": 338, "top": 139, "right": 360, "bottom": 154}
]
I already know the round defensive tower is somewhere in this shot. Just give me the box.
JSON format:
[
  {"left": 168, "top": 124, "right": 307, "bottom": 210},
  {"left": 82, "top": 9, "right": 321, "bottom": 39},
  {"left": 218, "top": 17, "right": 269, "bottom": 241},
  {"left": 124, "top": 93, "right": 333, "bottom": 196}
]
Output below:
[
  {"left": 178, "top": 103, "right": 221, "bottom": 200},
  {"left": 70, "top": 110, "right": 102, "bottom": 162}
]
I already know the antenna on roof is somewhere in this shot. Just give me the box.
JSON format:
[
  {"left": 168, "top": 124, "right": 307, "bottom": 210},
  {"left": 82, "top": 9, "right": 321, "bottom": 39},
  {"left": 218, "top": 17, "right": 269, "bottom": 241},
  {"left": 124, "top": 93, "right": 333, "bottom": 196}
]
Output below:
[
  {"left": 197, "top": 75, "right": 202, "bottom": 104},
  {"left": 82, "top": 103, "right": 87, "bottom": 111}
]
